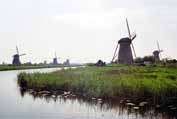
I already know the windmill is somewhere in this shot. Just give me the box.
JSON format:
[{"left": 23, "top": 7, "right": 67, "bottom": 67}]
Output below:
[
  {"left": 53, "top": 52, "right": 60, "bottom": 65},
  {"left": 153, "top": 41, "right": 163, "bottom": 62},
  {"left": 64, "top": 59, "right": 70, "bottom": 65},
  {"left": 12, "top": 46, "right": 26, "bottom": 66},
  {"left": 111, "top": 18, "right": 137, "bottom": 64}
]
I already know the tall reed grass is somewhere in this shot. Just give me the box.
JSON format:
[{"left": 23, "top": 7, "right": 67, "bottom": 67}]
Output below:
[{"left": 18, "top": 65, "right": 177, "bottom": 101}]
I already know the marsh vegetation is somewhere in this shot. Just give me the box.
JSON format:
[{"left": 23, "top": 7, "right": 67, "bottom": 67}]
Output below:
[{"left": 18, "top": 64, "right": 177, "bottom": 106}]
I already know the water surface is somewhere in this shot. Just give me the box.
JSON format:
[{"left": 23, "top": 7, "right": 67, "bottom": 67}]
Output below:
[{"left": 0, "top": 68, "right": 176, "bottom": 119}]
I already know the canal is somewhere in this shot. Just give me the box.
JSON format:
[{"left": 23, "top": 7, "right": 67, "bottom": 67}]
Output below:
[{"left": 0, "top": 68, "right": 175, "bottom": 119}]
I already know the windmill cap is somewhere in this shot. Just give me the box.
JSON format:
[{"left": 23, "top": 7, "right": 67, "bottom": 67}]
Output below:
[
  {"left": 153, "top": 50, "right": 160, "bottom": 54},
  {"left": 13, "top": 54, "right": 19, "bottom": 57},
  {"left": 153, "top": 50, "right": 162, "bottom": 54},
  {"left": 118, "top": 37, "right": 132, "bottom": 44}
]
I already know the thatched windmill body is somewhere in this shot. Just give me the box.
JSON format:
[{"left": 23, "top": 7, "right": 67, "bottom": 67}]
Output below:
[
  {"left": 112, "top": 19, "right": 137, "bottom": 64},
  {"left": 64, "top": 59, "right": 70, "bottom": 65},
  {"left": 12, "top": 46, "right": 26, "bottom": 66},
  {"left": 153, "top": 41, "right": 163, "bottom": 61},
  {"left": 53, "top": 52, "right": 60, "bottom": 65}
]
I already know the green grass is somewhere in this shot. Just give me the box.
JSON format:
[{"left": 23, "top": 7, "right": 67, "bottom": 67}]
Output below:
[
  {"left": 17, "top": 64, "right": 177, "bottom": 101},
  {"left": 0, "top": 65, "right": 49, "bottom": 71},
  {"left": 0, "top": 64, "right": 82, "bottom": 71}
]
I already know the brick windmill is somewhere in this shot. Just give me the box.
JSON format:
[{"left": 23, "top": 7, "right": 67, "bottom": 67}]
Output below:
[
  {"left": 112, "top": 19, "right": 137, "bottom": 64},
  {"left": 153, "top": 41, "right": 163, "bottom": 62},
  {"left": 53, "top": 52, "right": 59, "bottom": 65},
  {"left": 12, "top": 46, "right": 26, "bottom": 66}
]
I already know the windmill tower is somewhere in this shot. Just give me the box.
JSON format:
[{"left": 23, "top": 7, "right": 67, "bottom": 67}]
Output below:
[
  {"left": 53, "top": 52, "right": 59, "bottom": 65},
  {"left": 112, "top": 19, "right": 137, "bottom": 64},
  {"left": 64, "top": 59, "right": 70, "bottom": 65},
  {"left": 153, "top": 41, "right": 163, "bottom": 62},
  {"left": 12, "top": 46, "right": 26, "bottom": 66}
]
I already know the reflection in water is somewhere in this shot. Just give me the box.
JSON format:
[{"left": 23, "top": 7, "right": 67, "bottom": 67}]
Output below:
[{"left": 19, "top": 88, "right": 177, "bottom": 119}]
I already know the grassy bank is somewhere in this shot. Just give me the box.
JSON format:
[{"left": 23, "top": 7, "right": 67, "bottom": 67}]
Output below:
[
  {"left": 0, "top": 65, "right": 49, "bottom": 71},
  {"left": 0, "top": 64, "right": 82, "bottom": 71},
  {"left": 17, "top": 64, "right": 177, "bottom": 102}
]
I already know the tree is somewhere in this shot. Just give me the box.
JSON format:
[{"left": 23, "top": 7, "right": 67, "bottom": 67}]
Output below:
[
  {"left": 143, "top": 56, "right": 155, "bottom": 63},
  {"left": 134, "top": 57, "right": 144, "bottom": 63}
]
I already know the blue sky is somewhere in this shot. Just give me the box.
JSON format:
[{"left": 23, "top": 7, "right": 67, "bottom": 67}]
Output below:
[{"left": 0, "top": 0, "right": 177, "bottom": 63}]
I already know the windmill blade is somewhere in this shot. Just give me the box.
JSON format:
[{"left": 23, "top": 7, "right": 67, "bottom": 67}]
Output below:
[
  {"left": 54, "top": 52, "right": 60, "bottom": 59},
  {"left": 126, "top": 18, "right": 131, "bottom": 38},
  {"left": 157, "top": 41, "right": 163, "bottom": 60},
  {"left": 111, "top": 42, "right": 119, "bottom": 62},
  {"left": 131, "top": 33, "right": 137, "bottom": 41},
  {"left": 131, "top": 43, "right": 136, "bottom": 58},
  {"left": 55, "top": 52, "right": 57, "bottom": 58},
  {"left": 126, "top": 19, "right": 137, "bottom": 59},
  {"left": 159, "top": 52, "right": 162, "bottom": 60},
  {"left": 113, "top": 54, "right": 118, "bottom": 61},
  {"left": 16, "top": 46, "right": 19, "bottom": 55},
  {"left": 157, "top": 41, "right": 161, "bottom": 51},
  {"left": 19, "top": 53, "right": 26, "bottom": 56},
  {"left": 112, "top": 54, "right": 118, "bottom": 62},
  {"left": 159, "top": 50, "right": 163, "bottom": 59}
]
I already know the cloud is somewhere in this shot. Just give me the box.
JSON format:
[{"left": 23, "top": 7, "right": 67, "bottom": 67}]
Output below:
[
  {"left": 143, "top": 0, "right": 177, "bottom": 7},
  {"left": 0, "top": 0, "right": 177, "bottom": 63}
]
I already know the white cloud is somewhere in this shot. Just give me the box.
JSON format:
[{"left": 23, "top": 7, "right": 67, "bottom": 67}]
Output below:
[{"left": 0, "top": 0, "right": 177, "bottom": 64}]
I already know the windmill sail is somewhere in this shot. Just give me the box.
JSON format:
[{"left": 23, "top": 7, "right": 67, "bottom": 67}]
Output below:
[
  {"left": 131, "top": 33, "right": 136, "bottom": 41},
  {"left": 55, "top": 52, "right": 57, "bottom": 58},
  {"left": 131, "top": 44, "right": 136, "bottom": 58},
  {"left": 126, "top": 18, "right": 131, "bottom": 38},
  {"left": 16, "top": 46, "right": 19, "bottom": 55},
  {"left": 126, "top": 19, "right": 137, "bottom": 58},
  {"left": 157, "top": 41, "right": 160, "bottom": 51},
  {"left": 112, "top": 42, "right": 119, "bottom": 63},
  {"left": 156, "top": 41, "right": 163, "bottom": 59},
  {"left": 19, "top": 53, "right": 26, "bottom": 56}
]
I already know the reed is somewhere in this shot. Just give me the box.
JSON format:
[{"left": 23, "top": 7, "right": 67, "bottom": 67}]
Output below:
[{"left": 18, "top": 64, "right": 177, "bottom": 101}]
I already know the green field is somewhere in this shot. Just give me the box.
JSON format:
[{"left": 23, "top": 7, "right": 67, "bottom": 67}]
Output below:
[
  {"left": 0, "top": 64, "right": 81, "bottom": 71},
  {"left": 17, "top": 64, "right": 177, "bottom": 102},
  {"left": 0, "top": 65, "right": 49, "bottom": 71}
]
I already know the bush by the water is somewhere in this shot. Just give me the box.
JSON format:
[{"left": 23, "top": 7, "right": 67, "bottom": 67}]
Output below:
[{"left": 18, "top": 65, "right": 177, "bottom": 100}]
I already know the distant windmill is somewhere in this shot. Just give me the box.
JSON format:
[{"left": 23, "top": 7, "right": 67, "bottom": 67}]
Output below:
[
  {"left": 64, "top": 59, "right": 70, "bottom": 65},
  {"left": 12, "top": 46, "right": 26, "bottom": 66},
  {"left": 53, "top": 52, "right": 60, "bottom": 65},
  {"left": 153, "top": 41, "right": 163, "bottom": 62},
  {"left": 112, "top": 18, "right": 137, "bottom": 64}
]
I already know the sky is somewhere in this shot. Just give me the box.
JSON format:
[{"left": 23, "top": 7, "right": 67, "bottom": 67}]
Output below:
[{"left": 0, "top": 0, "right": 177, "bottom": 64}]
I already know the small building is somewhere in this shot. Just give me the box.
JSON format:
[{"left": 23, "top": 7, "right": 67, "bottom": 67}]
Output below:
[{"left": 95, "top": 60, "right": 106, "bottom": 67}]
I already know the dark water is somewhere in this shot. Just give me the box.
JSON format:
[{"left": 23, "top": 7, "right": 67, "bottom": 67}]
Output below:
[{"left": 0, "top": 68, "right": 176, "bottom": 119}]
